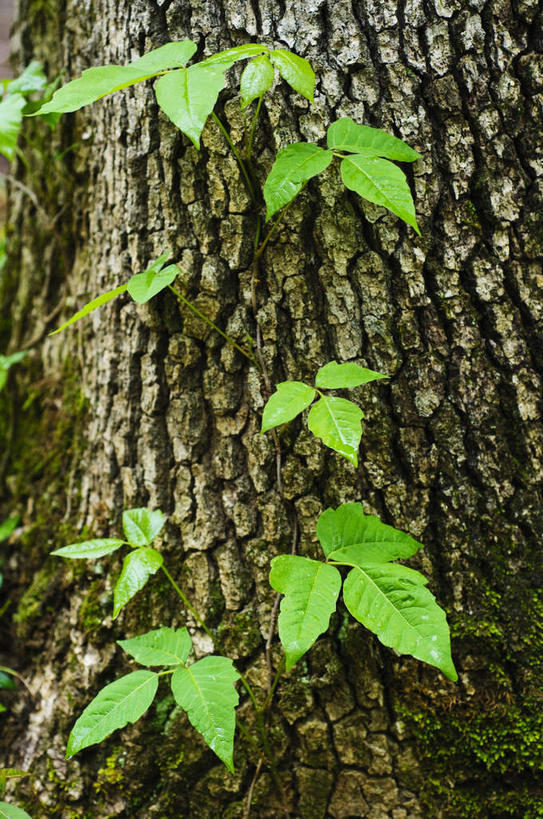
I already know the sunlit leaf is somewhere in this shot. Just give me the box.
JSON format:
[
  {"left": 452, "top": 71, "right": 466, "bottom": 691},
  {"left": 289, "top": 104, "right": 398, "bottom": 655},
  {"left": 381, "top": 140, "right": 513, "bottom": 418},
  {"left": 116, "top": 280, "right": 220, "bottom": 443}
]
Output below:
[
  {"left": 66, "top": 670, "right": 158, "bottom": 757},
  {"left": 240, "top": 56, "right": 275, "bottom": 108},
  {"left": 340, "top": 154, "right": 420, "bottom": 233},
  {"left": 35, "top": 41, "right": 197, "bottom": 115},
  {"left": 307, "top": 396, "right": 363, "bottom": 465},
  {"left": 0, "top": 94, "right": 25, "bottom": 161},
  {"left": 343, "top": 565, "right": 457, "bottom": 680},
  {"left": 171, "top": 656, "right": 239, "bottom": 772},
  {"left": 113, "top": 548, "right": 163, "bottom": 619},
  {"left": 118, "top": 627, "right": 192, "bottom": 666},
  {"left": 200, "top": 44, "right": 267, "bottom": 69},
  {"left": 264, "top": 142, "right": 333, "bottom": 220},
  {"left": 122, "top": 508, "right": 165, "bottom": 546},
  {"left": 317, "top": 503, "right": 423, "bottom": 561},
  {"left": 269, "top": 50, "right": 315, "bottom": 102},
  {"left": 7, "top": 61, "right": 48, "bottom": 96},
  {"left": 261, "top": 381, "right": 316, "bottom": 433},
  {"left": 51, "top": 539, "right": 125, "bottom": 560},
  {"left": 127, "top": 258, "right": 178, "bottom": 304},
  {"left": 0, "top": 803, "right": 33, "bottom": 819},
  {"left": 328, "top": 117, "right": 421, "bottom": 161},
  {"left": 315, "top": 360, "right": 387, "bottom": 389},
  {"left": 154, "top": 63, "right": 226, "bottom": 148},
  {"left": 49, "top": 285, "right": 128, "bottom": 336},
  {"left": 269, "top": 555, "right": 341, "bottom": 670}
]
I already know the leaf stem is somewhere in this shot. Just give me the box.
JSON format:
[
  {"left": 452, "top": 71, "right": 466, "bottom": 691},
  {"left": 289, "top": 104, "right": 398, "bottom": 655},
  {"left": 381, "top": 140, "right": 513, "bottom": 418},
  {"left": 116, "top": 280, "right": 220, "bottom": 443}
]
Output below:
[
  {"left": 160, "top": 564, "right": 215, "bottom": 645},
  {"left": 168, "top": 285, "right": 258, "bottom": 366},
  {"left": 212, "top": 112, "right": 256, "bottom": 205}
]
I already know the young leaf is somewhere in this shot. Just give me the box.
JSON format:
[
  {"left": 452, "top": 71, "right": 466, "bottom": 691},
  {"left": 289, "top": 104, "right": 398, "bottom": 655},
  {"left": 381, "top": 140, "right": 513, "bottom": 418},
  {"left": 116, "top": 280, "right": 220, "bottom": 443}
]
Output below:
[
  {"left": 113, "top": 548, "right": 164, "bottom": 619},
  {"left": 118, "top": 627, "right": 192, "bottom": 666},
  {"left": 66, "top": 670, "right": 158, "bottom": 757},
  {"left": 269, "top": 50, "right": 315, "bottom": 102},
  {"left": 307, "top": 396, "right": 363, "bottom": 465},
  {"left": 0, "top": 94, "right": 25, "bottom": 161},
  {"left": 49, "top": 284, "right": 128, "bottom": 336},
  {"left": 127, "top": 263, "right": 178, "bottom": 304},
  {"left": 269, "top": 555, "right": 341, "bottom": 670},
  {"left": 171, "top": 656, "right": 239, "bottom": 772},
  {"left": 35, "top": 41, "right": 197, "bottom": 115},
  {"left": 122, "top": 508, "right": 165, "bottom": 546},
  {"left": 343, "top": 565, "right": 457, "bottom": 680},
  {"left": 315, "top": 360, "right": 387, "bottom": 389},
  {"left": 261, "top": 381, "right": 316, "bottom": 433},
  {"left": 0, "top": 803, "right": 33, "bottom": 819},
  {"left": 0, "top": 516, "right": 19, "bottom": 543},
  {"left": 51, "top": 539, "right": 125, "bottom": 560},
  {"left": 0, "top": 351, "right": 27, "bottom": 392},
  {"left": 154, "top": 63, "right": 226, "bottom": 149},
  {"left": 264, "top": 142, "right": 333, "bottom": 220},
  {"left": 240, "top": 56, "right": 275, "bottom": 108},
  {"left": 200, "top": 44, "right": 267, "bottom": 70},
  {"left": 340, "top": 154, "right": 420, "bottom": 233},
  {"left": 317, "top": 503, "right": 422, "bottom": 561},
  {"left": 327, "top": 117, "right": 421, "bottom": 162}
]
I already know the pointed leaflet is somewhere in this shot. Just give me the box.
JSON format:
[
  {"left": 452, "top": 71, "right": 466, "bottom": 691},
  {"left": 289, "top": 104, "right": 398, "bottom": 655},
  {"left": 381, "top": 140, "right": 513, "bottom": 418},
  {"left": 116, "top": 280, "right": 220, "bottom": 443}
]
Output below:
[
  {"left": 171, "top": 656, "right": 239, "bottom": 772},
  {"left": 269, "top": 555, "right": 341, "bottom": 671},
  {"left": 49, "top": 284, "right": 127, "bottom": 336},
  {"left": 340, "top": 154, "right": 420, "bottom": 233},
  {"left": 35, "top": 41, "right": 197, "bottom": 115},
  {"left": 118, "top": 627, "right": 192, "bottom": 666},
  {"left": 269, "top": 50, "right": 315, "bottom": 102},
  {"left": 315, "top": 360, "right": 387, "bottom": 389},
  {"left": 154, "top": 63, "right": 226, "bottom": 149},
  {"left": 0, "top": 516, "right": 19, "bottom": 543},
  {"left": 240, "top": 56, "right": 275, "bottom": 108},
  {"left": 113, "top": 548, "right": 163, "bottom": 619},
  {"left": 261, "top": 381, "right": 316, "bottom": 433},
  {"left": 66, "top": 670, "right": 158, "bottom": 757},
  {"left": 8, "top": 61, "right": 48, "bottom": 95},
  {"left": 343, "top": 565, "right": 457, "bottom": 680},
  {"left": 0, "top": 804, "right": 33, "bottom": 819},
  {"left": 328, "top": 117, "right": 421, "bottom": 162},
  {"left": 264, "top": 142, "right": 333, "bottom": 220},
  {"left": 122, "top": 508, "right": 165, "bottom": 546},
  {"left": 307, "top": 396, "right": 363, "bottom": 465},
  {"left": 201, "top": 44, "right": 267, "bottom": 70},
  {"left": 127, "top": 252, "right": 178, "bottom": 303},
  {"left": 317, "top": 503, "right": 422, "bottom": 561},
  {"left": 51, "top": 539, "right": 125, "bottom": 560},
  {"left": 0, "top": 94, "right": 25, "bottom": 161}
]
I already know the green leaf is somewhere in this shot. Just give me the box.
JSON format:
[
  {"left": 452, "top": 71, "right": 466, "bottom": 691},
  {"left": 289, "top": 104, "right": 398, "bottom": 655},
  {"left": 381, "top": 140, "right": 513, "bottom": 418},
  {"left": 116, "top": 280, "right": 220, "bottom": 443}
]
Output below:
[
  {"left": 240, "top": 56, "right": 275, "bottom": 108},
  {"left": 0, "top": 515, "right": 20, "bottom": 543},
  {"left": 50, "top": 539, "right": 125, "bottom": 560},
  {"left": 171, "top": 656, "right": 239, "bottom": 772},
  {"left": 0, "top": 803, "right": 33, "bottom": 819},
  {"left": 343, "top": 565, "right": 457, "bottom": 680},
  {"left": 315, "top": 360, "right": 387, "bottom": 389},
  {"left": 113, "top": 548, "right": 163, "bottom": 619},
  {"left": 7, "top": 61, "right": 48, "bottom": 96},
  {"left": 328, "top": 117, "right": 421, "bottom": 162},
  {"left": 0, "top": 94, "right": 25, "bottom": 161},
  {"left": 118, "top": 627, "right": 192, "bottom": 666},
  {"left": 0, "top": 672, "right": 16, "bottom": 691},
  {"left": 35, "top": 41, "right": 197, "bottom": 115},
  {"left": 269, "top": 555, "right": 341, "bottom": 671},
  {"left": 261, "top": 381, "right": 316, "bottom": 433},
  {"left": 122, "top": 508, "right": 165, "bottom": 546},
  {"left": 317, "top": 503, "right": 422, "bottom": 560},
  {"left": 307, "top": 396, "right": 363, "bottom": 465},
  {"left": 264, "top": 142, "right": 333, "bottom": 220},
  {"left": 49, "top": 284, "right": 127, "bottom": 336},
  {"left": 269, "top": 50, "right": 315, "bottom": 102},
  {"left": 200, "top": 44, "right": 267, "bottom": 69},
  {"left": 127, "top": 256, "right": 178, "bottom": 304},
  {"left": 0, "top": 351, "right": 27, "bottom": 391},
  {"left": 154, "top": 63, "right": 226, "bottom": 149},
  {"left": 340, "top": 154, "right": 420, "bottom": 233},
  {"left": 66, "top": 670, "right": 158, "bottom": 757}
]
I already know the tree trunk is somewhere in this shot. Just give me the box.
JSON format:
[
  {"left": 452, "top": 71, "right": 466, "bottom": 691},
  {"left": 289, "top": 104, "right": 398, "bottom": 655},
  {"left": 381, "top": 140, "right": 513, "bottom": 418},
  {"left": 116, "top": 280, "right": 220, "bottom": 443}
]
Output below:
[{"left": 1, "top": 1, "right": 542, "bottom": 817}]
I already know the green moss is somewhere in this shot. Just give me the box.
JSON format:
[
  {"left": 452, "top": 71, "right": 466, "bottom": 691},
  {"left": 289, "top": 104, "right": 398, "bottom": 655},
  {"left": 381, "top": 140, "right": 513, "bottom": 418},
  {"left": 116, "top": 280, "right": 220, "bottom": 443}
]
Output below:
[
  {"left": 94, "top": 747, "right": 126, "bottom": 793},
  {"left": 13, "top": 562, "right": 58, "bottom": 628}
]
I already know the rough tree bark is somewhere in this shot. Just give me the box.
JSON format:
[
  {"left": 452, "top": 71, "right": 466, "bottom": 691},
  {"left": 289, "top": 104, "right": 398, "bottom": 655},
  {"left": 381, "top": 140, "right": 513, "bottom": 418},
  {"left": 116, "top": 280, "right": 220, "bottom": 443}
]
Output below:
[{"left": 1, "top": 1, "right": 542, "bottom": 817}]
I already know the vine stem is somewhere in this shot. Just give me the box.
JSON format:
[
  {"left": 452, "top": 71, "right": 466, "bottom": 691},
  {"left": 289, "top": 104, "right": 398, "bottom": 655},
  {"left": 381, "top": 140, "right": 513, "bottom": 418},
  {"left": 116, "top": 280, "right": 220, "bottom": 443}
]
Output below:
[
  {"left": 212, "top": 112, "right": 256, "bottom": 205},
  {"left": 246, "top": 96, "right": 262, "bottom": 162},
  {"left": 168, "top": 284, "right": 258, "bottom": 366}
]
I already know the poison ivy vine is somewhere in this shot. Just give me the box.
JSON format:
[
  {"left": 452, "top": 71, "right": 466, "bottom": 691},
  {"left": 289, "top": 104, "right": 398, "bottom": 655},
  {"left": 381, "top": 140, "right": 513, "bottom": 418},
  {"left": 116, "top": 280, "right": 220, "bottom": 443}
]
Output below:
[{"left": 0, "top": 37, "right": 458, "bottom": 816}]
